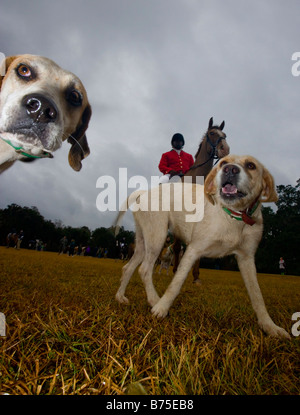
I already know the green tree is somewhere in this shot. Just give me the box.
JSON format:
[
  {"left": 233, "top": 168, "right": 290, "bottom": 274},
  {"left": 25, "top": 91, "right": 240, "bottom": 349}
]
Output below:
[
  {"left": 256, "top": 182, "right": 300, "bottom": 275},
  {"left": 0, "top": 204, "right": 57, "bottom": 248}
]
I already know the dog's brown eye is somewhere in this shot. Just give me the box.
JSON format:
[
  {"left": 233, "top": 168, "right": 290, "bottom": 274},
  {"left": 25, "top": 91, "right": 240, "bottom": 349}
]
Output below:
[
  {"left": 220, "top": 160, "right": 228, "bottom": 167},
  {"left": 247, "top": 162, "right": 256, "bottom": 170},
  {"left": 17, "top": 64, "right": 32, "bottom": 79},
  {"left": 68, "top": 89, "right": 83, "bottom": 106}
]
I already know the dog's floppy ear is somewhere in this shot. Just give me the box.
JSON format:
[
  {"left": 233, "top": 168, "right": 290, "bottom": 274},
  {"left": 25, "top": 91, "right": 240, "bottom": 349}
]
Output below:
[
  {"left": 68, "top": 104, "right": 92, "bottom": 171},
  {"left": 0, "top": 55, "right": 19, "bottom": 89},
  {"left": 261, "top": 167, "right": 278, "bottom": 203},
  {"left": 204, "top": 167, "right": 218, "bottom": 205}
]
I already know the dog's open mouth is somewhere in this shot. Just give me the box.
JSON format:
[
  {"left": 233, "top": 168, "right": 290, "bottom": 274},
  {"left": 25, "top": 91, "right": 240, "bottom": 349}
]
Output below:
[{"left": 221, "top": 182, "right": 246, "bottom": 199}]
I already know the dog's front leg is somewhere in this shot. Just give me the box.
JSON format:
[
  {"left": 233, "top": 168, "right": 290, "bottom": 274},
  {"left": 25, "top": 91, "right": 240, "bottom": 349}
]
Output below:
[
  {"left": 236, "top": 253, "right": 290, "bottom": 339},
  {"left": 151, "top": 245, "right": 199, "bottom": 318}
]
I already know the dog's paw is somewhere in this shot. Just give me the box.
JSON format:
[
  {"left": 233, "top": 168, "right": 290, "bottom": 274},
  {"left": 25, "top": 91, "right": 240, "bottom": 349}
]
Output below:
[
  {"left": 115, "top": 292, "right": 130, "bottom": 305},
  {"left": 148, "top": 293, "right": 161, "bottom": 307},
  {"left": 260, "top": 322, "right": 291, "bottom": 340},
  {"left": 269, "top": 326, "right": 291, "bottom": 340},
  {"left": 151, "top": 301, "right": 169, "bottom": 319}
]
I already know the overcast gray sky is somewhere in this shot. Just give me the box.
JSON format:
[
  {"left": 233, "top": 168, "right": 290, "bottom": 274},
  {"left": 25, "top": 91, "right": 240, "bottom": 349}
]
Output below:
[{"left": 0, "top": 0, "right": 299, "bottom": 232}]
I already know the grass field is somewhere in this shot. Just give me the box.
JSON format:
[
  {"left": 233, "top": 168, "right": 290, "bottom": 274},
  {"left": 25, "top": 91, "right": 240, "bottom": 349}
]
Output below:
[{"left": 0, "top": 246, "right": 299, "bottom": 395}]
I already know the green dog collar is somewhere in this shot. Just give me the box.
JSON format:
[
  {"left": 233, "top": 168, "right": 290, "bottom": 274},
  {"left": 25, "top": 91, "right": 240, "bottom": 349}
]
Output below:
[{"left": 0, "top": 137, "right": 53, "bottom": 159}]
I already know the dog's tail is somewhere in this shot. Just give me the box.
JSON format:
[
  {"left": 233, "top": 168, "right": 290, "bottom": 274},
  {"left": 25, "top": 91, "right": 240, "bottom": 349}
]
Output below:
[
  {"left": 114, "top": 209, "right": 127, "bottom": 237},
  {"left": 114, "top": 189, "right": 147, "bottom": 236}
]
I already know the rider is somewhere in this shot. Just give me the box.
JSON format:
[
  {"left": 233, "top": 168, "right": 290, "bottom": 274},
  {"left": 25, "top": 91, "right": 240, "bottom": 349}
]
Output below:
[{"left": 158, "top": 133, "right": 194, "bottom": 183}]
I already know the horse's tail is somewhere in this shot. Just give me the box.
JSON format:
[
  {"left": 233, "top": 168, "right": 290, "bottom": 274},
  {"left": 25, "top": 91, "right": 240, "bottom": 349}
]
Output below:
[{"left": 114, "top": 189, "right": 147, "bottom": 236}]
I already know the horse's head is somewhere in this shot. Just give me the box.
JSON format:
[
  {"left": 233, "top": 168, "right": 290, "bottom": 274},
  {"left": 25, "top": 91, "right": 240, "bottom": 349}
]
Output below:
[
  {"left": 187, "top": 117, "right": 231, "bottom": 180},
  {"left": 205, "top": 117, "right": 230, "bottom": 159}
]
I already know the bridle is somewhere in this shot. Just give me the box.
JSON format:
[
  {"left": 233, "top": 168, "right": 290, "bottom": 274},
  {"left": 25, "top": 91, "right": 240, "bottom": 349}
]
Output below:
[{"left": 188, "top": 131, "right": 226, "bottom": 171}]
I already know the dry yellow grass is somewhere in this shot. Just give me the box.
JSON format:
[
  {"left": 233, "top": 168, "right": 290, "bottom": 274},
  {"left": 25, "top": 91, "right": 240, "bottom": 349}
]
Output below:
[{"left": 0, "top": 247, "right": 299, "bottom": 395}]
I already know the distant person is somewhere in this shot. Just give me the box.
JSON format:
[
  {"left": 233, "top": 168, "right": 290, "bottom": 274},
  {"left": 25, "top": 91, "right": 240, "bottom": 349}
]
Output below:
[
  {"left": 58, "top": 236, "right": 68, "bottom": 255},
  {"left": 115, "top": 240, "right": 121, "bottom": 261},
  {"left": 158, "top": 133, "right": 194, "bottom": 184},
  {"left": 77, "top": 244, "right": 82, "bottom": 256},
  {"left": 16, "top": 230, "right": 24, "bottom": 250},
  {"left": 36, "top": 239, "right": 43, "bottom": 251},
  {"left": 6, "top": 229, "right": 17, "bottom": 248},
  {"left": 279, "top": 257, "right": 286, "bottom": 275},
  {"left": 69, "top": 239, "right": 76, "bottom": 256}
]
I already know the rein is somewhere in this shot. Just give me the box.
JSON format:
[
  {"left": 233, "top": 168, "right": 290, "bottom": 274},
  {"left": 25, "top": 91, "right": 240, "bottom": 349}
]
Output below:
[{"left": 188, "top": 133, "right": 226, "bottom": 171}]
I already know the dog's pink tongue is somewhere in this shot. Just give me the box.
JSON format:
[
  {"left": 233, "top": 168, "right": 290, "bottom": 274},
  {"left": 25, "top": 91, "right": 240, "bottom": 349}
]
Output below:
[{"left": 222, "top": 184, "right": 237, "bottom": 194}]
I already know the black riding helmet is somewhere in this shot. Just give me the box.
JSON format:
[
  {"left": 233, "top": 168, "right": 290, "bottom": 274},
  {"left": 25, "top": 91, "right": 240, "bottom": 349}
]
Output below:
[{"left": 171, "top": 133, "right": 185, "bottom": 147}]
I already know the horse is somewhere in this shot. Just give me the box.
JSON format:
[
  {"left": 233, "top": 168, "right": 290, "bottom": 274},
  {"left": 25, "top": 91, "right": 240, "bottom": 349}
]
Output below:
[
  {"left": 172, "top": 117, "right": 230, "bottom": 283},
  {"left": 6, "top": 232, "right": 18, "bottom": 248}
]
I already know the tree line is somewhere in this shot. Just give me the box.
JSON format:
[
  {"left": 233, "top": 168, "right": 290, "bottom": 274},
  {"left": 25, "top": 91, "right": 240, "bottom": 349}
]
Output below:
[
  {"left": 0, "top": 204, "right": 134, "bottom": 259},
  {"left": 0, "top": 181, "right": 299, "bottom": 274},
  {"left": 255, "top": 182, "right": 300, "bottom": 275}
]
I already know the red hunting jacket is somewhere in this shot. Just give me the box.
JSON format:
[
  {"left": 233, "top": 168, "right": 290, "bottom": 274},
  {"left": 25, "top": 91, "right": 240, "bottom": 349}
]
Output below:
[{"left": 159, "top": 149, "right": 194, "bottom": 175}]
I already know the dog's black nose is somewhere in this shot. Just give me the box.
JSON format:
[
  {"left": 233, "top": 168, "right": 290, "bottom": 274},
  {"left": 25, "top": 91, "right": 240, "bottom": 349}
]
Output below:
[
  {"left": 22, "top": 94, "right": 57, "bottom": 123},
  {"left": 223, "top": 164, "right": 240, "bottom": 176}
]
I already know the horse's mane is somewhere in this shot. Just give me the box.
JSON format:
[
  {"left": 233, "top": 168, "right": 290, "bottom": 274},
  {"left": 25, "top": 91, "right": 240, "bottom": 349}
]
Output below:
[{"left": 194, "top": 141, "right": 203, "bottom": 159}]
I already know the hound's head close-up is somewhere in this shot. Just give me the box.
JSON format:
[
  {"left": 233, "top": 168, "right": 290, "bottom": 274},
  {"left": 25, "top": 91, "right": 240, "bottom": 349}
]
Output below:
[
  {"left": 0, "top": 54, "right": 91, "bottom": 171},
  {"left": 204, "top": 155, "right": 278, "bottom": 211}
]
